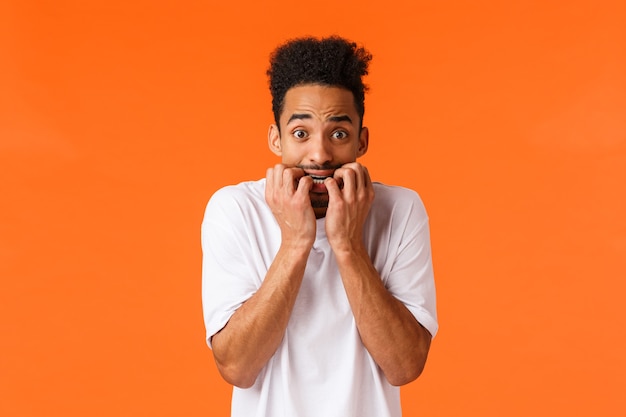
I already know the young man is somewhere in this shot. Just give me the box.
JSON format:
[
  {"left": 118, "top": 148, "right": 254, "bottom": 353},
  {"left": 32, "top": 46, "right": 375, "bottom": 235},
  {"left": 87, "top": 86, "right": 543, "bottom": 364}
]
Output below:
[{"left": 202, "top": 36, "right": 438, "bottom": 417}]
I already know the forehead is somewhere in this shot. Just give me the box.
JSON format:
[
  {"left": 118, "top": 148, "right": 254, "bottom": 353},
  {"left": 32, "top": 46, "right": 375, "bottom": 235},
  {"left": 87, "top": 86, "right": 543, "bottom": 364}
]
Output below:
[{"left": 280, "top": 84, "right": 358, "bottom": 123}]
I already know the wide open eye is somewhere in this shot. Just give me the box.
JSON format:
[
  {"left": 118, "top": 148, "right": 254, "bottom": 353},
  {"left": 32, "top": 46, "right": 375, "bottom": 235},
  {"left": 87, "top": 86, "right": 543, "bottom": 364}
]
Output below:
[
  {"left": 293, "top": 129, "right": 308, "bottom": 139},
  {"left": 331, "top": 130, "right": 348, "bottom": 140}
]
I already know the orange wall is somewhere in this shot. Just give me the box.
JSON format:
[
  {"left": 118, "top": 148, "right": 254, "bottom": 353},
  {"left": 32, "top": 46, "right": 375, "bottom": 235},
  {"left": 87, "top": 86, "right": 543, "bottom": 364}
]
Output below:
[{"left": 1, "top": 1, "right": 625, "bottom": 416}]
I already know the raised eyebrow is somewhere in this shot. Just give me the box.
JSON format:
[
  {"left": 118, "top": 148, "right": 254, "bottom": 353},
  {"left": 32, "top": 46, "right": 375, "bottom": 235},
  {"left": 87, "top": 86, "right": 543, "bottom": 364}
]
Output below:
[
  {"left": 328, "top": 115, "right": 352, "bottom": 124},
  {"left": 286, "top": 113, "right": 312, "bottom": 124},
  {"left": 286, "top": 113, "right": 353, "bottom": 125}
]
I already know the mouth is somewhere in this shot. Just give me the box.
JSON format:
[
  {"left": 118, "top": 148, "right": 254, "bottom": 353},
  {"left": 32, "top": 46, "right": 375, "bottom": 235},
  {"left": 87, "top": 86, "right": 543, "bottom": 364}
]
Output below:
[
  {"left": 301, "top": 173, "right": 343, "bottom": 192},
  {"left": 308, "top": 174, "right": 331, "bottom": 184},
  {"left": 304, "top": 174, "right": 331, "bottom": 194},
  {"left": 296, "top": 173, "right": 331, "bottom": 195}
]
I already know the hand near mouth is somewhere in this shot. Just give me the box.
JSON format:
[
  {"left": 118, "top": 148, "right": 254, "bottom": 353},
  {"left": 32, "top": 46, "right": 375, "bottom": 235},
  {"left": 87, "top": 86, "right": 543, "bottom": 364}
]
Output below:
[
  {"left": 265, "top": 164, "right": 316, "bottom": 250},
  {"left": 302, "top": 174, "right": 343, "bottom": 195},
  {"left": 324, "top": 162, "right": 374, "bottom": 254},
  {"left": 298, "top": 164, "right": 344, "bottom": 191}
]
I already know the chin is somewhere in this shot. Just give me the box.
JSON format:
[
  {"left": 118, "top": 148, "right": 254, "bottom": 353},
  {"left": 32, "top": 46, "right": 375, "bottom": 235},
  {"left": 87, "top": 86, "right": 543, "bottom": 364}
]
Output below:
[
  {"left": 310, "top": 194, "right": 329, "bottom": 219},
  {"left": 313, "top": 207, "right": 327, "bottom": 219}
]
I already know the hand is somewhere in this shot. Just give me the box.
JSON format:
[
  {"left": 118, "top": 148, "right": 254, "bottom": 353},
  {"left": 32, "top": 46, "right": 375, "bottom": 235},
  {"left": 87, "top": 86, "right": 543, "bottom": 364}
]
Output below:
[
  {"left": 265, "top": 164, "right": 316, "bottom": 250},
  {"left": 324, "top": 162, "right": 374, "bottom": 253}
]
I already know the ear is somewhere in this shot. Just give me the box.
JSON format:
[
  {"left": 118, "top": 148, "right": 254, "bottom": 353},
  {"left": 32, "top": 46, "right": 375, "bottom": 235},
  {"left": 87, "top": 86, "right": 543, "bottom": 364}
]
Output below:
[
  {"left": 268, "top": 124, "right": 282, "bottom": 156},
  {"left": 357, "top": 126, "right": 369, "bottom": 157}
]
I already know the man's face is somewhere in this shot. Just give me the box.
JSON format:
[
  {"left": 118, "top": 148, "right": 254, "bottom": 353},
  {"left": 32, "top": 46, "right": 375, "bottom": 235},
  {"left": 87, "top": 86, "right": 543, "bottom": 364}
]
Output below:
[{"left": 268, "top": 84, "right": 369, "bottom": 217}]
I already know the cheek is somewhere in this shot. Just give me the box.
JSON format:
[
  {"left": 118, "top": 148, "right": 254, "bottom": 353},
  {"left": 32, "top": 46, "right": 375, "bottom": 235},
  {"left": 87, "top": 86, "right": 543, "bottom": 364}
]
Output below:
[
  {"left": 278, "top": 143, "right": 304, "bottom": 164},
  {"left": 337, "top": 145, "right": 361, "bottom": 162},
  {"left": 279, "top": 150, "right": 296, "bottom": 164}
]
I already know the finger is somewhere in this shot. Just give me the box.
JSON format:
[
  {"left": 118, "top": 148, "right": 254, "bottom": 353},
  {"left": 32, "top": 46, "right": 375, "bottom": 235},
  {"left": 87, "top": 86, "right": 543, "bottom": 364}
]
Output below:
[
  {"left": 282, "top": 167, "right": 304, "bottom": 194},
  {"left": 361, "top": 165, "right": 375, "bottom": 204},
  {"left": 287, "top": 167, "right": 306, "bottom": 182},
  {"left": 342, "top": 162, "right": 367, "bottom": 189},
  {"left": 272, "top": 163, "right": 285, "bottom": 188},
  {"left": 362, "top": 165, "right": 372, "bottom": 187},
  {"left": 334, "top": 167, "right": 356, "bottom": 201},
  {"left": 265, "top": 167, "right": 274, "bottom": 201},
  {"left": 295, "top": 174, "right": 313, "bottom": 196},
  {"left": 292, "top": 167, "right": 307, "bottom": 192},
  {"left": 324, "top": 177, "right": 342, "bottom": 202}
]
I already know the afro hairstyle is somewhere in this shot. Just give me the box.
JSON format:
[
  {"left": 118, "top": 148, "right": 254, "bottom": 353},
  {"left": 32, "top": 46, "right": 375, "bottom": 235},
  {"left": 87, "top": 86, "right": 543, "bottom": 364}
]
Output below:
[{"left": 267, "top": 36, "right": 372, "bottom": 129}]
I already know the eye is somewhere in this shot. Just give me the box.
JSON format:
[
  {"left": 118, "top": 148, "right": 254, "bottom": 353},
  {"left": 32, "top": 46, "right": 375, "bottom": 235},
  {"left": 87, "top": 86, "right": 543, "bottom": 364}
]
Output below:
[
  {"left": 293, "top": 129, "right": 308, "bottom": 139},
  {"left": 331, "top": 130, "right": 348, "bottom": 140}
]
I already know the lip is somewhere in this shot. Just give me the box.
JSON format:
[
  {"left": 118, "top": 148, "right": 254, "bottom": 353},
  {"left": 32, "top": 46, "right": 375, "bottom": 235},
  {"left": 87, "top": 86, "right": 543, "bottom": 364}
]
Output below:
[
  {"left": 302, "top": 170, "right": 333, "bottom": 192},
  {"left": 295, "top": 171, "right": 328, "bottom": 194},
  {"left": 304, "top": 169, "right": 335, "bottom": 178},
  {"left": 305, "top": 174, "right": 330, "bottom": 193},
  {"left": 301, "top": 172, "right": 344, "bottom": 193}
]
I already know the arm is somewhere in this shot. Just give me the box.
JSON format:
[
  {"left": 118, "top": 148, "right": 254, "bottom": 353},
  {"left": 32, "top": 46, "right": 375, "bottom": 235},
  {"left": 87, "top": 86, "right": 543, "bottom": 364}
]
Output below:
[
  {"left": 210, "top": 165, "right": 315, "bottom": 388},
  {"left": 324, "top": 163, "right": 432, "bottom": 386},
  {"left": 211, "top": 244, "right": 309, "bottom": 388},
  {"left": 333, "top": 245, "right": 432, "bottom": 386}
]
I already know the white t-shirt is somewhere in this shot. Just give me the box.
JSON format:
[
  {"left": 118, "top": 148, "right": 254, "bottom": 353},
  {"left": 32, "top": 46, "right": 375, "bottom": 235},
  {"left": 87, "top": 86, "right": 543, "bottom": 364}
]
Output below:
[{"left": 202, "top": 179, "right": 437, "bottom": 417}]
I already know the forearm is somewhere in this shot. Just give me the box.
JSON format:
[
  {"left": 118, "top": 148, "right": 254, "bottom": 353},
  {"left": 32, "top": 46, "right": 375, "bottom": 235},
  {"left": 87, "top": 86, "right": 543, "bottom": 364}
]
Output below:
[
  {"left": 211, "top": 245, "right": 309, "bottom": 388},
  {"left": 335, "top": 246, "right": 432, "bottom": 386}
]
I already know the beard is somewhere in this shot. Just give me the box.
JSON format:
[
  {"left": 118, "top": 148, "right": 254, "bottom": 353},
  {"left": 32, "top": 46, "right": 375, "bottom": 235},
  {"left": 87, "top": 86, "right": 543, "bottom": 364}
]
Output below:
[
  {"left": 309, "top": 193, "right": 329, "bottom": 208},
  {"left": 297, "top": 163, "right": 343, "bottom": 212}
]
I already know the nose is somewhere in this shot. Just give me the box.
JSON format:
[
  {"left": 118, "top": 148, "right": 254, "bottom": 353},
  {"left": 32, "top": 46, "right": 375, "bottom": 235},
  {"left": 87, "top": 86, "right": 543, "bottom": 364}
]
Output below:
[{"left": 307, "top": 135, "right": 332, "bottom": 166}]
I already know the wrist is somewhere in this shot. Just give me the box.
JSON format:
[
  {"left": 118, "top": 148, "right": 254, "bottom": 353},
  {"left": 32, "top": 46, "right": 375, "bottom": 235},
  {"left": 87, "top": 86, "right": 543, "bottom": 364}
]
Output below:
[
  {"left": 279, "top": 239, "right": 313, "bottom": 259},
  {"left": 330, "top": 238, "right": 366, "bottom": 261}
]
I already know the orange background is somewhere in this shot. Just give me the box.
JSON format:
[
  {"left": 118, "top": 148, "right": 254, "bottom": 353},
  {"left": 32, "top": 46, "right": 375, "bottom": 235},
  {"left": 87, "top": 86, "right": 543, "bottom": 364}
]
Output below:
[{"left": 1, "top": 1, "right": 625, "bottom": 416}]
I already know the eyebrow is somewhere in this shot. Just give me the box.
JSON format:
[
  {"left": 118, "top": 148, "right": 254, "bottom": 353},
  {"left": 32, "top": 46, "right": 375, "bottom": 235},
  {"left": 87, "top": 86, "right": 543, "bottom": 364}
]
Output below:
[
  {"left": 287, "top": 113, "right": 312, "bottom": 124},
  {"left": 328, "top": 115, "right": 353, "bottom": 123},
  {"left": 286, "top": 113, "right": 353, "bottom": 124}
]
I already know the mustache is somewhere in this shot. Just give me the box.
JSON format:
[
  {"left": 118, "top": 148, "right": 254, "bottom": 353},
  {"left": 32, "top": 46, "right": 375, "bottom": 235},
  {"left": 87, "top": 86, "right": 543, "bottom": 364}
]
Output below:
[{"left": 297, "top": 163, "right": 343, "bottom": 171}]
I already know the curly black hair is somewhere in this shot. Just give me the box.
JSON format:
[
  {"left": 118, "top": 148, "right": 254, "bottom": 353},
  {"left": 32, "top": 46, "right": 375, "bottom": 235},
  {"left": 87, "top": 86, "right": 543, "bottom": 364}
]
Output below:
[{"left": 267, "top": 36, "right": 372, "bottom": 129}]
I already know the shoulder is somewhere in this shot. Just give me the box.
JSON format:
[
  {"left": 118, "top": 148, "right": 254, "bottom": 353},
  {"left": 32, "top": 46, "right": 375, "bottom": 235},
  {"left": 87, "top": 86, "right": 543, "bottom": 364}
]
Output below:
[
  {"left": 203, "top": 179, "right": 267, "bottom": 220},
  {"left": 372, "top": 182, "right": 423, "bottom": 201},
  {"left": 207, "top": 178, "right": 265, "bottom": 203},
  {"left": 371, "top": 182, "right": 428, "bottom": 222}
]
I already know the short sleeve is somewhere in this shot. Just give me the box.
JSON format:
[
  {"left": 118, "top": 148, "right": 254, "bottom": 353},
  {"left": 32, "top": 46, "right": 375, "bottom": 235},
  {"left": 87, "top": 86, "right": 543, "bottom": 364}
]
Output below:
[
  {"left": 201, "top": 187, "right": 260, "bottom": 348},
  {"left": 384, "top": 191, "right": 438, "bottom": 338}
]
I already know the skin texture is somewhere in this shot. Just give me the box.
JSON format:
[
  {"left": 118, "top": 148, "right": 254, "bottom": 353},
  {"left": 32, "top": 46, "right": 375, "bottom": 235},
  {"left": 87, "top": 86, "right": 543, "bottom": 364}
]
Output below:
[{"left": 211, "top": 84, "right": 432, "bottom": 388}]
